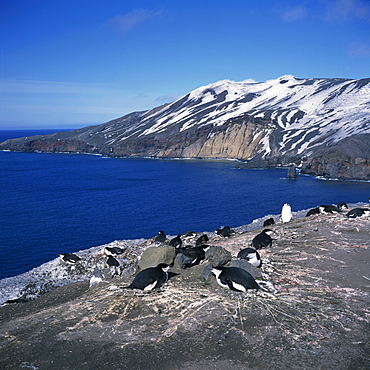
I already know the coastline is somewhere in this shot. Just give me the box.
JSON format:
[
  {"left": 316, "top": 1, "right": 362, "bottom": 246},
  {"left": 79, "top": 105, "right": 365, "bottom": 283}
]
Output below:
[{"left": 0, "top": 204, "right": 368, "bottom": 305}]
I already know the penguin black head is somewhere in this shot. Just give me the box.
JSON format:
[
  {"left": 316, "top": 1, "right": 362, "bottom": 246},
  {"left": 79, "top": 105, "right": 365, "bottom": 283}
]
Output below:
[
  {"left": 237, "top": 247, "right": 262, "bottom": 267},
  {"left": 337, "top": 202, "right": 348, "bottom": 210}
]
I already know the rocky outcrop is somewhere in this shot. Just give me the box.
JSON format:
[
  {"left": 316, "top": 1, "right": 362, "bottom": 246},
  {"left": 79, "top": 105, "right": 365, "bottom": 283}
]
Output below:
[
  {"left": 300, "top": 134, "right": 370, "bottom": 180},
  {"left": 1, "top": 212, "right": 369, "bottom": 369}
]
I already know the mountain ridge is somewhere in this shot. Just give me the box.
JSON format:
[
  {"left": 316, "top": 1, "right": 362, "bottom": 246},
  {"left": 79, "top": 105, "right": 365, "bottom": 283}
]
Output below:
[{"left": 1, "top": 75, "right": 370, "bottom": 180}]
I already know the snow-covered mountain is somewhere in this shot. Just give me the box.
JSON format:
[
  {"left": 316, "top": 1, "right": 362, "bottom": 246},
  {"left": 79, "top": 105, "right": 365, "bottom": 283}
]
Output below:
[{"left": 1, "top": 75, "right": 370, "bottom": 179}]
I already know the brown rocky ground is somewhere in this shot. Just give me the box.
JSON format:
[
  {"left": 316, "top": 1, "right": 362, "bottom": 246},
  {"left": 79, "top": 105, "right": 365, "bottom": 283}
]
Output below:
[{"left": 0, "top": 211, "right": 369, "bottom": 370}]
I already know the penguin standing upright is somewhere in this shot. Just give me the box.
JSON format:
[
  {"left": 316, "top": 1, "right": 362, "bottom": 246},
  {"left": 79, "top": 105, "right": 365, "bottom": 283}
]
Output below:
[
  {"left": 281, "top": 203, "right": 293, "bottom": 223},
  {"left": 153, "top": 230, "right": 166, "bottom": 243},
  {"left": 89, "top": 268, "right": 104, "bottom": 289},
  {"left": 107, "top": 255, "right": 120, "bottom": 278},
  {"left": 126, "top": 264, "right": 170, "bottom": 291}
]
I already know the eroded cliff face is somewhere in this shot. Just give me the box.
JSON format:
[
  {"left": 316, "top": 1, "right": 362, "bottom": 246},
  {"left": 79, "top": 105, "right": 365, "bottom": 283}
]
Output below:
[{"left": 150, "top": 118, "right": 274, "bottom": 160}]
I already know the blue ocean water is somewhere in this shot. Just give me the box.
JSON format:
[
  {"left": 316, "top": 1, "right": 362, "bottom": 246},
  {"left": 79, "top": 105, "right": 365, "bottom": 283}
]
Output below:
[{"left": 1, "top": 129, "right": 369, "bottom": 280}]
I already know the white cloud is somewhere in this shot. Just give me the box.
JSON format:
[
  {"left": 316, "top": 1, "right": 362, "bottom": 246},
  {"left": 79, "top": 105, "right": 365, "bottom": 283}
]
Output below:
[
  {"left": 281, "top": 4, "right": 308, "bottom": 22},
  {"left": 325, "top": 0, "right": 370, "bottom": 22},
  {"left": 349, "top": 41, "right": 370, "bottom": 56},
  {"left": 106, "top": 9, "right": 162, "bottom": 35},
  {"left": 154, "top": 93, "right": 182, "bottom": 105}
]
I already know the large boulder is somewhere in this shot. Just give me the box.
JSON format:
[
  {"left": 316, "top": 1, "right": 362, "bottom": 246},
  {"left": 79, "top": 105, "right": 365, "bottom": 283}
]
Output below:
[
  {"left": 226, "top": 259, "right": 262, "bottom": 279},
  {"left": 137, "top": 246, "right": 176, "bottom": 271},
  {"left": 205, "top": 245, "right": 232, "bottom": 267}
]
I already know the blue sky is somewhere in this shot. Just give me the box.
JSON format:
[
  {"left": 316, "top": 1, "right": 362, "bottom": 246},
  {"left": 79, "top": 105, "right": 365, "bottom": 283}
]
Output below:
[{"left": 1, "top": 0, "right": 369, "bottom": 129}]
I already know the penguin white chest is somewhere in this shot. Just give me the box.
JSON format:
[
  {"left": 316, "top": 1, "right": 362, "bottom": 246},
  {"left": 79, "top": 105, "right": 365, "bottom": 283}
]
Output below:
[{"left": 281, "top": 203, "right": 292, "bottom": 223}]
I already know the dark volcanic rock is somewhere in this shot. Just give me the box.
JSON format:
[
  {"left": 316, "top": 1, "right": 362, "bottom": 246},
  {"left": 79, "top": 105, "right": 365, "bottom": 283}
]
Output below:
[{"left": 300, "top": 134, "right": 370, "bottom": 180}]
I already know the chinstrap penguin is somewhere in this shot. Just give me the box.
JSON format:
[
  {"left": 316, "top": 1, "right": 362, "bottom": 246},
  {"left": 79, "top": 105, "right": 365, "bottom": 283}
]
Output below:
[
  {"left": 59, "top": 253, "right": 81, "bottom": 264},
  {"left": 175, "top": 245, "right": 210, "bottom": 268},
  {"left": 337, "top": 202, "right": 348, "bottom": 210},
  {"left": 216, "top": 226, "right": 235, "bottom": 238},
  {"left": 281, "top": 203, "right": 293, "bottom": 223},
  {"left": 211, "top": 266, "right": 267, "bottom": 292},
  {"left": 346, "top": 207, "right": 370, "bottom": 218},
  {"left": 126, "top": 263, "right": 170, "bottom": 291},
  {"left": 263, "top": 218, "right": 275, "bottom": 227},
  {"left": 237, "top": 247, "right": 262, "bottom": 268},
  {"left": 252, "top": 229, "right": 275, "bottom": 250},
  {"left": 153, "top": 230, "right": 166, "bottom": 243},
  {"left": 89, "top": 268, "right": 104, "bottom": 289},
  {"left": 106, "top": 255, "right": 120, "bottom": 277},
  {"left": 195, "top": 234, "right": 209, "bottom": 246},
  {"left": 306, "top": 207, "right": 320, "bottom": 217},
  {"left": 169, "top": 235, "right": 182, "bottom": 248},
  {"left": 104, "top": 246, "right": 125, "bottom": 257},
  {"left": 319, "top": 205, "right": 342, "bottom": 214}
]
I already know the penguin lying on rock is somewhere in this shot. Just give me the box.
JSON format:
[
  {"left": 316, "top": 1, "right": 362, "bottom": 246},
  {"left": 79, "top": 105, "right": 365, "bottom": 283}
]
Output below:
[
  {"left": 237, "top": 247, "right": 262, "bottom": 268},
  {"left": 216, "top": 226, "right": 235, "bottom": 238},
  {"left": 59, "top": 253, "right": 81, "bottom": 264},
  {"left": 306, "top": 207, "right": 320, "bottom": 217},
  {"left": 125, "top": 264, "right": 170, "bottom": 291},
  {"left": 211, "top": 266, "right": 268, "bottom": 292},
  {"left": 195, "top": 234, "right": 209, "bottom": 246},
  {"left": 169, "top": 235, "right": 182, "bottom": 248},
  {"left": 252, "top": 229, "right": 276, "bottom": 250},
  {"left": 346, "top": 207, "right": 370, "bottom": 218},
  {"left": 319, "top": 205, "right": 342, "bottom": 214},
  {"left": 175, "top": 245, "right": 210, "bottom": 268},
  {"left": 104, "top": 246, "right": 125, "bottom": 257}
]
